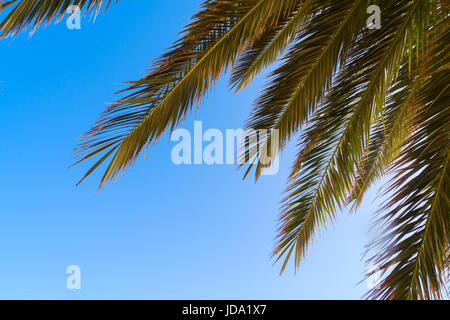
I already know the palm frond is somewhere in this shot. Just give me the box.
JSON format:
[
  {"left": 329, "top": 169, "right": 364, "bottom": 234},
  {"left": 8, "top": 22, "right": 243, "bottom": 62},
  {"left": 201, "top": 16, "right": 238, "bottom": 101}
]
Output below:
[
  {"left": 230, "top": 0, "right": 314, "bottom": 92},
  {"left": 243, "top": 0, "right": 369, "bottom": 179},
  {"left": 366, "top": 19, "right": 449, "bottom": 300},
  {"left": 274, "top": 0, "right": 424, "bottom": 273},
  {"left": 0, "top": 0, "right": 118, "bottom": 38},
  {"left": 348, "top": 60, "right": 419, "bottom": 209},
  {"left": 75, "top": 0, "right": 299, "bottom": 187}
]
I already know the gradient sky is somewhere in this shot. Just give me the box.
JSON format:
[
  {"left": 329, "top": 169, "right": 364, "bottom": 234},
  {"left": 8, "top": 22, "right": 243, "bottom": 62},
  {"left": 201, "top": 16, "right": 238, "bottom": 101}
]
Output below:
[{"left": 0, "top": 0, "right": 382, "bottom": 299}]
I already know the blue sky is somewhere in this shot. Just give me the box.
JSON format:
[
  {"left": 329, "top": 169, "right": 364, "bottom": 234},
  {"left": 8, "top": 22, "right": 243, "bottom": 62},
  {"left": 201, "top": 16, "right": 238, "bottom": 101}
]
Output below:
[{"left": 0, "top": 0, "right": 380, "bottom": 299}]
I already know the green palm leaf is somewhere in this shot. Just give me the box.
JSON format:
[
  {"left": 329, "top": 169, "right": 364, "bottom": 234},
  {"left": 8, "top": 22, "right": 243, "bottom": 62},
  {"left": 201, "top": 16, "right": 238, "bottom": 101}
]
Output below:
[
  {"left": 75, "top": 0, "right": 299, "bottom": 187},
  {"left": 274, "top": 0, "right": 426, "bottom": 272},
  {"left": 0, "top": 0, "right": 117, "bottom": 38},
  {"left": 366, "top": 20, "right": 449, "bottom": 300},
  {"left": 3, "top": 0, "right": 447, "bottom": 299}
]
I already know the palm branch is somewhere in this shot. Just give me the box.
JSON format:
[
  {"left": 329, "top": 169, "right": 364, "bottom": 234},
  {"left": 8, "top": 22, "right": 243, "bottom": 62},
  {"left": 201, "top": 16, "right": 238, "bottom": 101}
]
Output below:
[
  {"left": 1, "top": 0, "right": 448, "bottom": 299},
  {"left": 365, "top": 19, "right": 449, "bottom": 299},
  {"left": 0, "top": 0, "right": 117, "bottom": 38}
]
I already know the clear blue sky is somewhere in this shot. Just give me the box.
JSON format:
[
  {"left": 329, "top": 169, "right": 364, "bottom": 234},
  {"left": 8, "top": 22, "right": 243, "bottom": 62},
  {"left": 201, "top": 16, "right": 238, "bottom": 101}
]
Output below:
[{"left": 0, "top": 0, "right": 380, "bottom": 299}]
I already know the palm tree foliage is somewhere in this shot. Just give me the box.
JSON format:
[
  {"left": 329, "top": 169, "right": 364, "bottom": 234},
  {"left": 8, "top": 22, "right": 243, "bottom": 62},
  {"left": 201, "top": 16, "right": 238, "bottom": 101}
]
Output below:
[
  {"left": 0, "top": 0, "right": 116, "bottom": 37},
  {"left": 1, "top": 0, "right": 448, "bottom": 299}
]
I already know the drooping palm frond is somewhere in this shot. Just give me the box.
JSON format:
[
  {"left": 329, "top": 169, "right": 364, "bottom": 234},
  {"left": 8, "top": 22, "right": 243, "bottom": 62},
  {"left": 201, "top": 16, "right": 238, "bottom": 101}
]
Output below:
[
  {"left": 366, "top": 19, "right": 449, "bottom": 300},
  {"left": 75, "top": 0, "right": 299, "bottom": 187},
  {"left": 348, "top": 60, "right": 419, "bottom": 210},
  {"left": 0, "top": 0, "right": 118, "bottom": 38},
  {"left": 273, "top": 0, "right": 425, "bottom": 272},
  {"left": 242, "top": 0, "right": 369, "bottom": 179},
  {"left": 2, "top": 0, "right": 447, "bottom": 299}
]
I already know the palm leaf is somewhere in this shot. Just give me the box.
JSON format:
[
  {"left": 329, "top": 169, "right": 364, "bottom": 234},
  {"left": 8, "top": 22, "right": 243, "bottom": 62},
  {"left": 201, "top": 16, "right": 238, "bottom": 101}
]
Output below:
[
  {"left": 75, "top": 0, "right": 299, "bottom": 187},
  {"left": 348, "top": 59, "right": 419, "bottom": 209},
  {"left": 0, "top": 0, "right": 118, "bottom": 38},
  {"left": 243, "top": 0, "right": 369, "bottom": 179},
  {"left": 0, "top": 1, "right": 16, "bottom": 12}
]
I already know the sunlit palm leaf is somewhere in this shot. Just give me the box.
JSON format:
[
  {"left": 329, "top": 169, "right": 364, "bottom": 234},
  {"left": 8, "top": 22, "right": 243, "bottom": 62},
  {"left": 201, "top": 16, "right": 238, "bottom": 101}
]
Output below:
[
  {"left": 366, "top": 19, "right": 449, "bottom": 300},
  {"left": 4, "top": 0, "right": 447, "bottom": 300},
  {"left": 75, "top": 0, "right": 299, "bottom": 187},
  {"left": 0, "top": 0, "right": 118, "bottom": 38}
]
